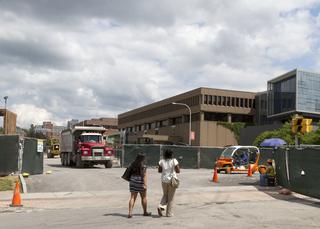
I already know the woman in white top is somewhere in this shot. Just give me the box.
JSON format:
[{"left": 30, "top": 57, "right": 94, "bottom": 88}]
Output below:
[{"left": 158, "top": 149, "right": 180, "bottom": 217}]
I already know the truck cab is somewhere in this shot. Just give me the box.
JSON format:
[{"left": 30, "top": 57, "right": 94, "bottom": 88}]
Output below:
[{"left": 60, "top": 126, "right": 114, "bottom": 168}]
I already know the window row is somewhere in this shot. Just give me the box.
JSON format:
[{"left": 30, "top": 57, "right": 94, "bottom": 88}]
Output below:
[
  {"left": 203, "top": 94, "right": 255, "bottom": 109},
  {"left": 126, "top": 113, "right": 201, "bottom": 132},
  {"left": 119, "top": 95, "right": 200, "bottom": 125}
]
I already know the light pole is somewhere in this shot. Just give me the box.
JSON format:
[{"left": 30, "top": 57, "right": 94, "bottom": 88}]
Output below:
[
  {"left": 172, "top": 102, "right": 191, "bottom": 145},
  {"left": 3, "top": 96, "right": 8, "bottom": 109}
]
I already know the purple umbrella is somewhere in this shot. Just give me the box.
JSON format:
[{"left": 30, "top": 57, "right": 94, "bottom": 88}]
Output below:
[{"left": 260, "top": 138, "right": 287, "bottom": 146}]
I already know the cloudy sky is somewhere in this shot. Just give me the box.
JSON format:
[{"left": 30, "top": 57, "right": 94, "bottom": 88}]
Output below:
[{"left": 1, "top": 0, "right": 320, "bottom": 129}]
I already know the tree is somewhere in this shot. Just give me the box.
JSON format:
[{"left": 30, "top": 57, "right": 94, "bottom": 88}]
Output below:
[
  {"left": 29, "top": 124, "right": 35, "bottom": 133},
  {"left": 253, "top": 119, "right": 320, "bottom": 146}
]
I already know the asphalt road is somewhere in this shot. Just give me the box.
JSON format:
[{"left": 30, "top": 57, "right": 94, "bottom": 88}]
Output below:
[
  {"left": 1, "top": 157, "right": 320, "bottom": 229},
  {"left": 26, "top": 157, "right": 262, "bottom": 193}
]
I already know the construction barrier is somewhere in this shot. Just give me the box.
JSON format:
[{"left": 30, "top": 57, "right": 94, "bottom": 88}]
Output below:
[{"left": 0, "top": 135, "right": 19, "bottom": 175}]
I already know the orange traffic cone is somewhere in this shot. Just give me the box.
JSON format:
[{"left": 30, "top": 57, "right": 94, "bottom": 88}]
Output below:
[
  {"left": 212, "top": 168, "right": 218, "bottom": 182},
  {"left": 247, "top": 165, "right": 252, "bottom": 177},
  {"left": 10, "top": 182, "right": 23, "bottom": 207}
]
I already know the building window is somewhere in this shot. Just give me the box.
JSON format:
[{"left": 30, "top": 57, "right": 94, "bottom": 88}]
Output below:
[
  {"left": 222, "top": 97, "right": 226, "bottom": 106},
  {"left": 249, "top": 99, "right": 252, "bottom": 108},
  {"left": 227, "top": 97, "right": 230, "bottom": 106},
  {"left": 282, "top": 99, "right": 287, "bottom": 108},
  {"left": 171, "top": 126, "right": 175, "bottom": 136},
  {"left": 240, "top": 98, "right": 244, "bottom": 107},
  {"left": 218, "top": 96, "right": 221, "bottom": 105},
  {"left": 245, "top": 99, "right": 248, "bottom": 108},
  {"left": 231, "top": 97, "right": 235, "bottom": 106},
  {"left": 155, "top": 128, "right": 158, "bottom": 135},
  {"left": 151, "top": 122, "right": 155, "bottom": 129},
  {"left": 204, "top": 112, "right": 228, "bottom": 122},
  {"left": 213, "top": 96, "right": 217, "bottom": 105},
  {"left": 208, "top": 95, "right": 212, "bottom": 105},
  {"left": 204, "top": 95, "right": 208, "bottom": 104},
  {"left": 236, "top": 98, "right": 239, "bottom": 107}
]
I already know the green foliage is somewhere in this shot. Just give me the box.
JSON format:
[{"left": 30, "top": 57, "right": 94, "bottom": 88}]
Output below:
[
  {"left": 253, "top": 119, "right": 320, "bottom": 147},
  {"left": 217, "top": 122, "right": 246, "bottom": 144},
  {"left": 29, "top": 124, "right": 35, "bottom": 133},
  {"left": 22, "top": 128, "right": 30, "bottom": 134}
]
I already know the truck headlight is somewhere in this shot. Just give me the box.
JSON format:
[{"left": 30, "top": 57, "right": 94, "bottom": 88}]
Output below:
[
  {"left": 106, "top": 150, "right": 112, "bottom": 155},
  {"left": 83, "top": 151, "right": 89, "bottom": 155}
]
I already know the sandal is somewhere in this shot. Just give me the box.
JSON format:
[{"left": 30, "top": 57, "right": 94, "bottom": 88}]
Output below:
[
  {"left": 157, "top": 207, "right": 163, "bottom": 216},
  {"left": 143, "top": 212, "right": 152, "bottom": 216}
]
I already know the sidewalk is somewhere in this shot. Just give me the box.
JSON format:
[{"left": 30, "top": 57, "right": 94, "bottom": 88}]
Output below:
[{"left": 0, "top": 185, "right": 309, "bottom": 213}]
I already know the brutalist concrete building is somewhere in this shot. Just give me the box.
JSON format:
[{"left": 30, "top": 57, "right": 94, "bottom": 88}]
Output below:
[{"left": 118, "top": 69, "right": 320, "bottom": 147}]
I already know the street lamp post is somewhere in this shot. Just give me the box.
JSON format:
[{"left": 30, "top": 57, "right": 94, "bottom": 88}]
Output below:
[
  {"left": 3, "top": 96, "right": 8, "bottom": 135},
  {"left": 172, "top": 102, "right": 191, "bottom": 145},
  {"left": 3, "top": 96, "right": 8, "bottom": 109}
]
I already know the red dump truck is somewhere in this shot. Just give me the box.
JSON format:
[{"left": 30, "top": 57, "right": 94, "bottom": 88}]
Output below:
[{"left": 60, "top": 126, "right": 114, "bottom": 168}]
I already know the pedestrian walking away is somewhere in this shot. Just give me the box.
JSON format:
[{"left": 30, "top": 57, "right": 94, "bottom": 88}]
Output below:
[
  {"left": 127, "top": 152, "right": 152, "bottom": 218},
  {"left": 158, "top": 149, "right": 180, "bottom": 217}
]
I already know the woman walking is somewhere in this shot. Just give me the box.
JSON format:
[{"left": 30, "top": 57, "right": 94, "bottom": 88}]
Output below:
[
  {"left": 158, "top": 149, "right": 180, "bottom": 217},
  {"left": 128, "top": 152, "right": 152, "bottom": 218}
]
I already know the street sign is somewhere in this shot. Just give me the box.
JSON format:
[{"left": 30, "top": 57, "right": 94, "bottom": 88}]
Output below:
[{"left": 191, "top": 131, "right": 195, "bottom": 140}]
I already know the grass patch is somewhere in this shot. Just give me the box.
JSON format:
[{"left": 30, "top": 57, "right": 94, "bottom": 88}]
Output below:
[{"left": 0, "top": 176, "right": 19, "bottom": 191}]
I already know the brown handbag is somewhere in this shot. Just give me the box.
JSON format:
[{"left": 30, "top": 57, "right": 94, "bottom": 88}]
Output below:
[{"left": 170, "top": 159, "right": 180, "bottom": 188}]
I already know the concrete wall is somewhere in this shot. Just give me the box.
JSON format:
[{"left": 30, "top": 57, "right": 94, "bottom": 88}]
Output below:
[
  {"left": 200, "top": 121, "right": 238, "bottom": 147},
  {"left": 239, "top": 124, "right": 284, "bottom": 145}
]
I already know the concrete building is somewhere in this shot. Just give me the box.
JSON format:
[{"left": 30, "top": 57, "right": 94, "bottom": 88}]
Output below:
[
  {"left": 67, "top": 119, "right": 79, "bottom": 129},
  {"left": 118, "top": 69, "right": 320, "bottom": 147},
  {"left": 118, "top": 87, "right": 257, "bottom": 147},
  {"left": 35, "top": 121, "right": 66, "bottom": 139}
]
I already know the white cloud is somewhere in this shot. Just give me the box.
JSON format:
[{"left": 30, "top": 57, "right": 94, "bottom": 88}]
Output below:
[
  {"left": 10, "top": 104, "right": 56, "bottom": 128},
  {"left": 1, "top": 1, "right": 320, "bottom": 129}
]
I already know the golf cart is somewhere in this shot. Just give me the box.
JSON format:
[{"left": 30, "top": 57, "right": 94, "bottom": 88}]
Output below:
[{"left": 215, "top": 146, "right": 264, "bottom": 174}]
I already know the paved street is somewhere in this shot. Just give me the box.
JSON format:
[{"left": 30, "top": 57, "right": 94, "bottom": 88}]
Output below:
[{"left": 0, "top": 158, "right": 320, "bottom": 228}]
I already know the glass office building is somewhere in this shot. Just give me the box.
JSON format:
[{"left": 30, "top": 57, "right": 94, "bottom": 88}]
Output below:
[{"left": 267, "top": 69, "right": 320, "bottom": 123}]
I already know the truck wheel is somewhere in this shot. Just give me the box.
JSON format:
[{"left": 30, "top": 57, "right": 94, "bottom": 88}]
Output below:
[
  {"left": 104, "top": 160, "right": 113, "bottom": 168},
  {"left": 47, "top": 152, "right": 53, "bottom": 158},
  {"left": 64, "top": 153, "right": 68, "bottom": 166},
  {"left": 67, "top": 153, "right": 71, "bottom": 166},
  {"left": 76, "top": 154, "right": 84, "bottom": 168},
  {"left": 61, "top": 153, "right": 65, "bottom": 166}
]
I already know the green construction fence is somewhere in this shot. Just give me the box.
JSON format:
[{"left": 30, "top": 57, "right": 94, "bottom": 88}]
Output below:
[{"left": 0, "top": 135, "right": 19, "bottom": 175}]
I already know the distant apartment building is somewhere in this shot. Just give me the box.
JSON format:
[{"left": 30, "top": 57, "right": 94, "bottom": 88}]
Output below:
[
  {"left": 35, "top": 121, "right": 66, "bottom": 139},
  {"left": 67, "top": 119, "right": 79, "bottom": 129}
]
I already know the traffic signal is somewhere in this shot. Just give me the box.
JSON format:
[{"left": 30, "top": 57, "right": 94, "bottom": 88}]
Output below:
[
  {"left": 292, "top": 117, "right": 313, "bottom": 134},
  {"left": 301, "top": 119, "right": 313, "bottom": 133},
  {"left": 292, "top": 117, "right": 303, "bottom": 133}
]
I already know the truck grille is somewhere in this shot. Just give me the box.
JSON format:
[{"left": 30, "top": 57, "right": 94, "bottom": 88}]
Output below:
[{"left": 91, "top": 147, "right": 104, "bottom": 156}]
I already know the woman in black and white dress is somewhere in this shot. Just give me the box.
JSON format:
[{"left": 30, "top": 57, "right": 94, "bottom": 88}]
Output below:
[{"left": 128, "top": 152, "right": 152, "bottom": 218}]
